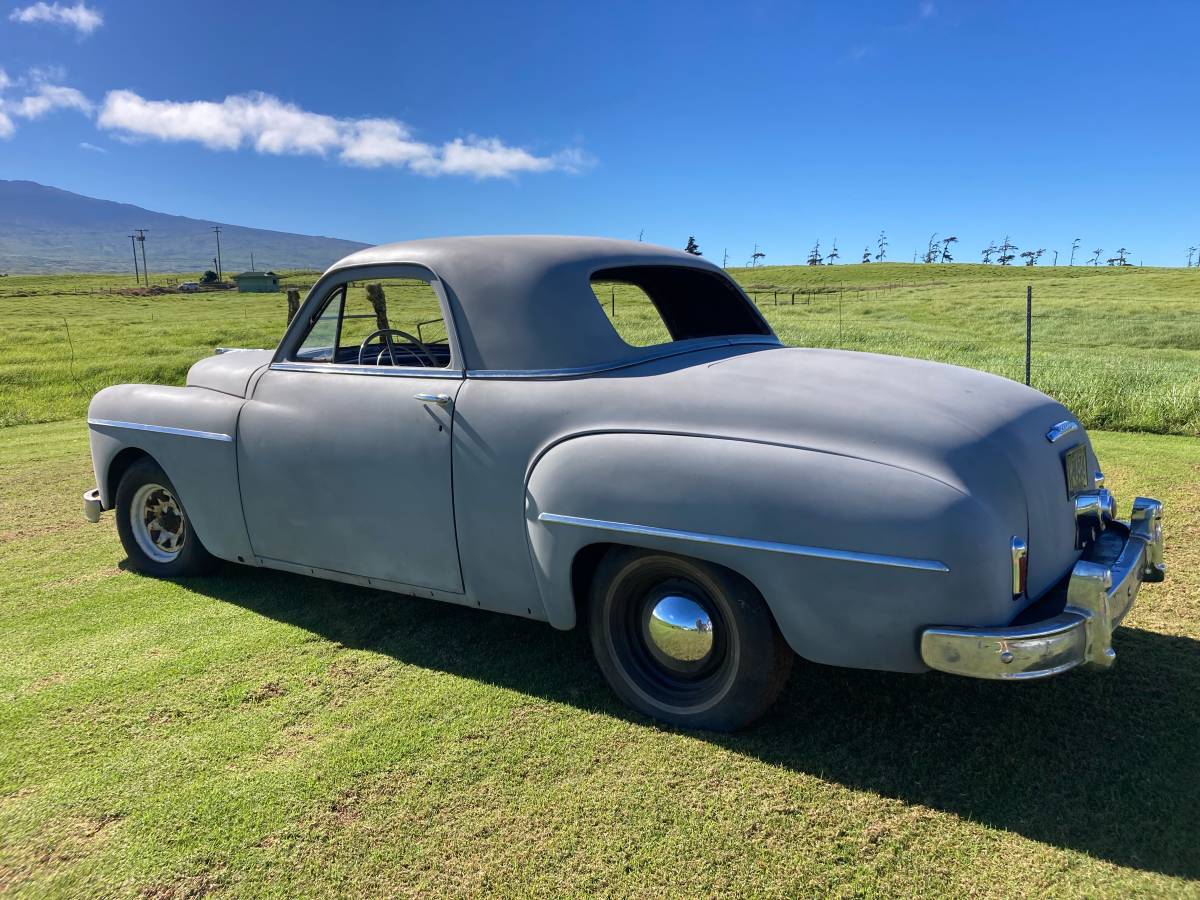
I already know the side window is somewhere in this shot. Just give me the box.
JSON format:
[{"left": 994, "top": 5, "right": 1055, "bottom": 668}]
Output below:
[
  {"left": 591, "top": 266, "right": 772, "bottom": 349},
  {"left": 591, "top": 280, "right": 672, "bottom": 347},
  {"left": 296, "top": 286, "right": 344, "bottom": 362},
  {"left": 292, "top": 277, "right": 451, "bottom": 368}
]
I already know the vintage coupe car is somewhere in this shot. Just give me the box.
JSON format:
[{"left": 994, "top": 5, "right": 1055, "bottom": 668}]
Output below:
[{"left": 84, "top": 236, "right": 1166, "bottom": 730}]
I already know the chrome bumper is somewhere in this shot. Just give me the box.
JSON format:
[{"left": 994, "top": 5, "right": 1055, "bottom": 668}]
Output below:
[
  {"left": 921, "top": 496, "right": 1165, "bottom": 680},
  {"left": 83, "top": 487, "right": 104, "bottom": 524}
]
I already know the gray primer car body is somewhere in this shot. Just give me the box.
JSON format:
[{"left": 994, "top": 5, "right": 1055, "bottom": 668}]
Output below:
[{"left": 88, "top": 236, "right": 1123, "bottom": 675}]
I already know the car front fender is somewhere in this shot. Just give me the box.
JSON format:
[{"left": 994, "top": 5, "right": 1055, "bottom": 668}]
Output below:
[{"left": 88, "top": 384, "right": 253, "bottom": 563}]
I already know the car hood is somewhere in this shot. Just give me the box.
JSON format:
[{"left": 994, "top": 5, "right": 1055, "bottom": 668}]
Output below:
[
  {"left": 664, "top": 347, "right": 1088, "bottom": 594},
  {"left": 186, "top": 349, "right": 274, "bottom": 397}
]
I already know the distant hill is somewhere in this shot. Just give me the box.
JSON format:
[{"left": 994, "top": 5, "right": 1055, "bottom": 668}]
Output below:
[{"left": 0, "top": 180, "right": 370, "bottom": 274}]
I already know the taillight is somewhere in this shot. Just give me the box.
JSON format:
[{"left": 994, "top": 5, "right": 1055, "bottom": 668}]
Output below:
[{"left": 1011, "top": 537, "right": 1028, "bottom": 598}]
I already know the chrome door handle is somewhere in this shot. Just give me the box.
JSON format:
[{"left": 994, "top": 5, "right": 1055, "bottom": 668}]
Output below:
[{"left": 414, "top": 392, "right": 452, "bottom": 408}]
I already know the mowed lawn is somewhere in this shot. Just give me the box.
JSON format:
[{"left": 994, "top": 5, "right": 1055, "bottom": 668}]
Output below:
[{"left": 1, "top": 421, "right": 1198, "bottom": 896}]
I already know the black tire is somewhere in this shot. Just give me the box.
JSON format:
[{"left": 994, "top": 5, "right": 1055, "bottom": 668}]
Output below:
[
  {"left": 589, "top": 548, "right": 793, "bottom": 731},
  {"left": 114, "top": 457, "right": 215, "bottom": 577}
]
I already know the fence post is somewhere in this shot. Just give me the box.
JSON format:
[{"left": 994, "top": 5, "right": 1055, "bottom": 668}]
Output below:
[
  {"left": 1025, "top": 285, "right": 1032, "bottom": 386},
  {"left": 286, "top": 289, "right": 300, "bottom": 323},
  {"left": 611, "top": 285, "right": 615, "bottom": 317}
]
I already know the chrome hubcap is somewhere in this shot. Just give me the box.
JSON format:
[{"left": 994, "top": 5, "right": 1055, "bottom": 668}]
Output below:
[
  {"left": 645, "top": 593, "right": 715, "bottom": 673},
  {"left": 130, "top": 483, "right": 185, "bottom": 563}
]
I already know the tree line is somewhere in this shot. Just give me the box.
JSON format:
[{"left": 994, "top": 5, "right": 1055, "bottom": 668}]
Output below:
[{"left": 680, "top": 233, "right": 1200, "bottom": 267}]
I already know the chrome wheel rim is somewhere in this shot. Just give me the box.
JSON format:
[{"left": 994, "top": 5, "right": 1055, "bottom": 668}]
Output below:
[{"left": 130, "top": 482, "right": 185, "bottom": 563}]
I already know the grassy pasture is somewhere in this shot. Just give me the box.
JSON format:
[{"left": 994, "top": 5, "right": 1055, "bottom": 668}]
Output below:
[
  {"left": 3, "top": 263, "right": 1199, "bottom": 434},
  {"left": 1, "top": 263, "right": 1198, "bottom": 894},
  {"left": 0, "top": 422, "right": 1197, "bottom": 896}
]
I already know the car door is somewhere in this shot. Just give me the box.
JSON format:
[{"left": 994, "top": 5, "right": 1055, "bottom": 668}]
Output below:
[{"left": 236, "top": 267, "right": 464, "bottom": 593}]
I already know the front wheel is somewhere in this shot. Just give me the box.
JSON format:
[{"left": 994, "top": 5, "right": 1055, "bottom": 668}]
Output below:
[
  {"left": 589, "top": 548, "right": 793, "bottom": 731},
  {"left": 115, "top": 457, "right": 215, "bottom": 577}
]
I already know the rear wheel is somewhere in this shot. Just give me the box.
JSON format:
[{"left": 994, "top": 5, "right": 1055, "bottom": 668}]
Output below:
[
  {"left": 115, "top": 457, "right": 215, "bottom": 577},
  {"left": 589, "top": 548, "right": 793, "bottom": 731}
]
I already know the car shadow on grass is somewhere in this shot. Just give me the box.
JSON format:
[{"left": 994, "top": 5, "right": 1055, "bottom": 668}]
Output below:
[{"left": 187, "top": 565, "right": 1199, "bottom": 880}]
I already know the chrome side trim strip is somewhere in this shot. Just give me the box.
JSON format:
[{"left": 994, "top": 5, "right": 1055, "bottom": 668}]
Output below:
[
  {"left": 1046, "top": 420, "right": 1079, "bottom": 443},
  {"left": 537, "top": 512, "right": 950, "bottom": 573},
  {"left": 270, "top": 362, "right": 464, "bottom": 380},
  {"left": 87, "top": 418, "right": 234, "bottom": 442},
  {"left": 467, "top": 337, "right": 781, "bottom": 380}
]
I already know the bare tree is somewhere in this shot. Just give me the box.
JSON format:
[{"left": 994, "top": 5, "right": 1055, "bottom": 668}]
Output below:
[
  {"left": 807, "top": 240, "right": 823, "bottom": 266},
  {"left": 748, "top": 244, "right": 765, "bottom": 267},
  {"left": 825, "top": 238, "right": 839, "bottom": 265},
  {"left": 940, "top": 236, "right": 958, "bottom": 263},
  {"left": 1020, "top": 248, "right": 1045, "bottom": 266},
  {"left": 1091, "top": 247, "right": 1103, "bottom": 266},
  {"left": 1188, "top": 246, "right": 1197, "bottom": 268},
  {"left": 1069, "top": 237, "right": 1081, "bottom": 266},
  {"left": 1107, "top": 247, "right": 1131, "bottom": 266},
  {"left": 875, "top": 230, "right": 888, "bottom": 262},
  {"left": 923, "top": 233, "right": 940, "bottom": 264},
  {"left": 997, "top": 236, "right": 1018, "bottom": 266},
  {"left": 981, "top": 241, "right": 997, "bottom": 264},
  {"left": 862, "top": 246, "right": 872, "bottom": 264},
  {"left": 684, "top": 236, "right": 702, "bottom": 255}
]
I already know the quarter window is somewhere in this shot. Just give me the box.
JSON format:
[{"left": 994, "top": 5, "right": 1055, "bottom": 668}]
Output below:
[{"left": 591, "top": 266, "right": 771, "bottom": 349}]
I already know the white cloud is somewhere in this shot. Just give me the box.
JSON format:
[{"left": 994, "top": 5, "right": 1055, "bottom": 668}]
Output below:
[
  {"left": 79, "top": 140, "right": 105, "bottom": 152},
  {"left": 0, "top": 66, "right": 93, "bottom": 138},
  {"left": 9, "top": 2, "right": 103, "bottom": 36},
  {"left": 10, "top": 82, "right": 92, "bottom": 117},
  {"left": 97, "top": 89, "right": 589, "bottom": 179}
]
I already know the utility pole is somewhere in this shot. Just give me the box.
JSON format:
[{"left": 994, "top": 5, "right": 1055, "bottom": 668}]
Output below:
[
  {"left": 129, "top": 234, "right": 141, "bottom": 284},
  {"left": 135, "top": 229, "right": 149, "bottom": 286},
  {"left": 211, "top": 226, "right": 223, "bottom": 281},
  {"left": 722, "top": 248, "right": 728, "bottom": 268}
]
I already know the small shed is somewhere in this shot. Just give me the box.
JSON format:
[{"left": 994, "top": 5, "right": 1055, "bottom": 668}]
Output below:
[{"left": 233, "top": 271, "right": 280, "bottom": 293}]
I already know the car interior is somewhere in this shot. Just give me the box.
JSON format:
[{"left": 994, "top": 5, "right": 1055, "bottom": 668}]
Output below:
[{"left": 294, "top": 278, "right": 452, "bottom": 368}]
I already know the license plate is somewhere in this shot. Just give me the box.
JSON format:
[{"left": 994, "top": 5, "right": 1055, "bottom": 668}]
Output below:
[{"left": 1063, "top": 444, "right": 1090, "bottom": 497}]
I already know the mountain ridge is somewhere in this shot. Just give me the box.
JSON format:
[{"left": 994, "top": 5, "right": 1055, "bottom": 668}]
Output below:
[{"left": 0, "top": 180, "right": 370, "bottom": 274}]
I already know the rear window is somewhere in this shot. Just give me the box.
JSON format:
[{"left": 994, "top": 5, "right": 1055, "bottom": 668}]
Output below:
[{"left": 591, "top": 266, "right": 771, "bottom": 348}]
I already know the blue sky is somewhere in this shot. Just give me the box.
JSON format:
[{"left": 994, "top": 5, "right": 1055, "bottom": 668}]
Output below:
[{"left": 1, "top": 0, "right": 1198, "bottom": 265}]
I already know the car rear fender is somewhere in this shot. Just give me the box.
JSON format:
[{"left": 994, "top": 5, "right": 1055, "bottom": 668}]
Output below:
[{"left": 524, "top": 431, "right": 1012, "bottom": 673}]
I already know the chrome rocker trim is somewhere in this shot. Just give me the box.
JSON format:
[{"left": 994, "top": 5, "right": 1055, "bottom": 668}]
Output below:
[
  {"left": 537, "top": 512, "right": 950, "bottom": 573},
  {"left": 87, "top": 418, "right": 234, "bottom": 443},
  {"left": 920, "top": 496, "right": 1165, "bottom": 680}
]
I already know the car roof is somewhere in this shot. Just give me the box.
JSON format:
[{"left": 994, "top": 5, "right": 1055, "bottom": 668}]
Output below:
[{"left": 324, "top": 235, "right": 765, "bottom": 372}]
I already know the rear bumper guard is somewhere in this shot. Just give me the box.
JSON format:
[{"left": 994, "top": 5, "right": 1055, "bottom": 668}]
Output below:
[{"left": 920, "top": 497, "right": 1165, "bottom": 680}]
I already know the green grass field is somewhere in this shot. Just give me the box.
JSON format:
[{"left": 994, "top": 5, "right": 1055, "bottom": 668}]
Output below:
[
  {"left": 1, "top": 265, "right": 1198, "bottom": 895},
  {"left": 1, "top": 422, "right": 1197, "bottom": 896},
  {"left": 4, "top": 263, "right": 1199, "bottom": 434}
]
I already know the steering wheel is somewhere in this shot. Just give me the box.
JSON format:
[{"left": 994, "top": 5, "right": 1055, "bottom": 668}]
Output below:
[{"left": 357, "top": 329, "right": 439, "bottom": 368}]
